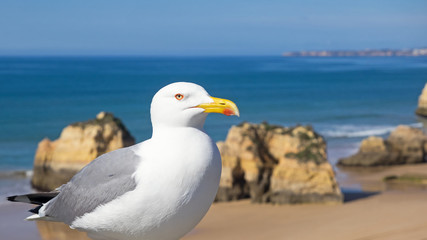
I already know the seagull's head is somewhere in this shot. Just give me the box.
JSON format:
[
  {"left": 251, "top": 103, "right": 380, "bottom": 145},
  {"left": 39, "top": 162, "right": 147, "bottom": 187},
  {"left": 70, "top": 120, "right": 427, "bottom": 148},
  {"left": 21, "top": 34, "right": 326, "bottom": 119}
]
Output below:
[{"left": 150, "top": 82, "right": 239, "bottom": 130}]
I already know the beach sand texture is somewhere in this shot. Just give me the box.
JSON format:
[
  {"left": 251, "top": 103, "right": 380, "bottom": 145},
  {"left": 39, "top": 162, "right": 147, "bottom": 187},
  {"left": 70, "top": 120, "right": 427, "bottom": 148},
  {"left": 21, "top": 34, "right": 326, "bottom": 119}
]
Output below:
[
  {"left": 1, "top": 164, "right": 427, "bottom": 240},
  {"left": 184, "top": 191, "right": 427, "bottom": 240}
]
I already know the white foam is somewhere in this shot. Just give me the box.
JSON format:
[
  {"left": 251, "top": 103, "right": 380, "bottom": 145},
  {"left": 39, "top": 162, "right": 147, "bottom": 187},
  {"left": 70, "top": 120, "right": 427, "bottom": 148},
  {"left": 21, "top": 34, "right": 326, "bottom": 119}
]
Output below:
[
  {"left": 321, "top": 122, "right": 423, "bottom": 138},
  {"left": 25, "top": 170, "right": 33, "bottom": 178}
]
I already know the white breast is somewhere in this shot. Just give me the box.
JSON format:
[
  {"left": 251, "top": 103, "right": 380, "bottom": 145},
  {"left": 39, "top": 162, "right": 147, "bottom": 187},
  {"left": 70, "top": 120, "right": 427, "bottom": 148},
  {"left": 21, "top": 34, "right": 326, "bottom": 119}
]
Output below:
[{"left": 72, "top": 127, "right": 221, "bottom": 240}]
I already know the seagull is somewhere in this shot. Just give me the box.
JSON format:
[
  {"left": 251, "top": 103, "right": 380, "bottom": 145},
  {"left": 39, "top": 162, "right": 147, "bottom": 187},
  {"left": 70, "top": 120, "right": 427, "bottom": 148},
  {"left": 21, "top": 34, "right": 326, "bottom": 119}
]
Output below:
[{"left": 8, "top": 82, "right": 239, "bottom": 240}]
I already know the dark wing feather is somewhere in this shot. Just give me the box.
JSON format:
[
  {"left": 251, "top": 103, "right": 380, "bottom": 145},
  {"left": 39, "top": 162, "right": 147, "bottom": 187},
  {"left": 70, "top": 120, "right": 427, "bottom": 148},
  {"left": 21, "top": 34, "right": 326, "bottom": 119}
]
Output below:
[{"left": 7, "top": 192, "right": 59, "bottom": 205}]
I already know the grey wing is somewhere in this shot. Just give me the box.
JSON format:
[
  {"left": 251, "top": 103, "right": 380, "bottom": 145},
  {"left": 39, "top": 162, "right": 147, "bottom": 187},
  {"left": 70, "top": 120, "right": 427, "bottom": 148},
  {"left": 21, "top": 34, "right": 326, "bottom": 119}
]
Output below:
[{"left": 43, "top": 146, "right": 141, "bottom": 225}]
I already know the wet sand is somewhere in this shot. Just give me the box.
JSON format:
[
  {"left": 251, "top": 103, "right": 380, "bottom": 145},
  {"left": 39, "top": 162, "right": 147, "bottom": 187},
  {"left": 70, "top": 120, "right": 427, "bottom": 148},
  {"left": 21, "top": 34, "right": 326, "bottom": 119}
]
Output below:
[
  {"left": 2, "top": 164, "right": 427, "bottom": 240},
  {"left": 0, "top": 203, "right": 40, "bottom": 240}
]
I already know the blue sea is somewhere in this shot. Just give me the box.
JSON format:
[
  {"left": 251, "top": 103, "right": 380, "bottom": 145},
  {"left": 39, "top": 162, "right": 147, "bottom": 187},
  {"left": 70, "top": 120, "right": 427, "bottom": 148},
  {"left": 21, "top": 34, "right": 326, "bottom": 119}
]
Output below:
[{"left": 1, "top": 56, "right": 426, "bottom": 200}]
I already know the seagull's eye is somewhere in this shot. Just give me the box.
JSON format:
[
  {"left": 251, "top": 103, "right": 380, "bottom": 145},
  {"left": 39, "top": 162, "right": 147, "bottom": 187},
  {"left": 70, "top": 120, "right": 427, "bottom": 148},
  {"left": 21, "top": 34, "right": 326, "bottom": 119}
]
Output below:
[{"left": 175, "top": 93, "right": 184, "bottom": 101}]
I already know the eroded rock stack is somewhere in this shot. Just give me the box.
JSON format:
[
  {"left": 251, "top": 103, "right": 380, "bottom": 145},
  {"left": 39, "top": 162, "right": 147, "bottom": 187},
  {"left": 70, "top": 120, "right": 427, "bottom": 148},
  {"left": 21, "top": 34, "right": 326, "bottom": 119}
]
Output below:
[
  {"left": 31, "top": 112, "right": 135, "bottom": 191},
  {"left": 338, "top": 125, "right": 427, "bottom": 167},
  {"left": 416, "top": 83, "right": 427, "bottom": 117},
  {"left": 216, "top": 122, "right": 342, "bottom": 204}
]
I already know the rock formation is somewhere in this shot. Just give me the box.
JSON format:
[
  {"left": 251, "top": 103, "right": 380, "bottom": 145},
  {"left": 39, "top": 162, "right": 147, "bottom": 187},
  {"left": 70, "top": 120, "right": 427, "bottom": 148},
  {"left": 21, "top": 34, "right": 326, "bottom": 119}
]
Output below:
[
  {"left": 338, "top": 125, "right": 427, "bottom": 167},
  {"left": 416, "top": 83, "right": 427, "bottom": 117},
  {"left": 215, "top": 122, "right": 342, "bottom": 204},
  {"left": 31, "top": 112, "right": 135, "bottom": 191}
]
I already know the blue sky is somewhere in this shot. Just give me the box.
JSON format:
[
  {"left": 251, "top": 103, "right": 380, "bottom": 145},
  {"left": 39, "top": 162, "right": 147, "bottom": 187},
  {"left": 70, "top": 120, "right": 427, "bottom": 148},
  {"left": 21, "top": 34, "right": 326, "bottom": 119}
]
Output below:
[{"left": 0, "top": 0, "right": 426, "bottom": 55}]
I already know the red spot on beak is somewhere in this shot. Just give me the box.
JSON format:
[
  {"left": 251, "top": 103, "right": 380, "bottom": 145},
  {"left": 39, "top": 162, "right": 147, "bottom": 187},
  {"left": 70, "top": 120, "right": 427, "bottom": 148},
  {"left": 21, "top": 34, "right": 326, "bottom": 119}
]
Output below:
[{"left": 223, "top": 108, "right": 234, "bottom": 116}]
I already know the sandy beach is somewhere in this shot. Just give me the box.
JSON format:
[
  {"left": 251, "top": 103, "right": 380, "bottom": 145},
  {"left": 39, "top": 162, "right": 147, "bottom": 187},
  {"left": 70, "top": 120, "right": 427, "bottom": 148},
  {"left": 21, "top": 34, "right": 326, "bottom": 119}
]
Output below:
[
  {"left": 184, "top": 191, "right": 427, "bottom": 240},
  {"left": 1, "top": 164, "right": 427, "bottom": 240}
]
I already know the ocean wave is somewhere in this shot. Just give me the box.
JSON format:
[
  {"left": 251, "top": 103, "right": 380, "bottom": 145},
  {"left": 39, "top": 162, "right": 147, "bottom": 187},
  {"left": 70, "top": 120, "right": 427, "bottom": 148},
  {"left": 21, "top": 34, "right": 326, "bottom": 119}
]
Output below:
[
  {"left": 320, "top": 123, "right": 423, "bottom": 138},
  {"left": 0, "top": 170, "right": 32, "bottom": 179}
]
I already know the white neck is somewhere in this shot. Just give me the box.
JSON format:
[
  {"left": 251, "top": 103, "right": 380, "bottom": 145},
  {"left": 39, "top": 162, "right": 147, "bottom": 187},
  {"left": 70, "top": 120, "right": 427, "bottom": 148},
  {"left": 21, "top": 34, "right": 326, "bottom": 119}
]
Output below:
[{"left": 151, "top": 124, "right": 206, "bottom": 140}]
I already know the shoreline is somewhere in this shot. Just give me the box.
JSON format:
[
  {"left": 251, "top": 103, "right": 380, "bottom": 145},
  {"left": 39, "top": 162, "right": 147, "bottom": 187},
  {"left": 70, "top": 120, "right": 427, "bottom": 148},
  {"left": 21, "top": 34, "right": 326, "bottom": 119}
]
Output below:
[{"left": 337, "top": 163, "right": 427, "bottom": 192}]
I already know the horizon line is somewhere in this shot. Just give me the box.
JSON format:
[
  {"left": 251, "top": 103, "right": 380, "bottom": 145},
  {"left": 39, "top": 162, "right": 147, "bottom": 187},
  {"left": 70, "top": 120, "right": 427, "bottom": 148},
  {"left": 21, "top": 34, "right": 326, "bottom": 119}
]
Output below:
[{"left": 1, "top": 47, "right": 426, "bottom": 58}]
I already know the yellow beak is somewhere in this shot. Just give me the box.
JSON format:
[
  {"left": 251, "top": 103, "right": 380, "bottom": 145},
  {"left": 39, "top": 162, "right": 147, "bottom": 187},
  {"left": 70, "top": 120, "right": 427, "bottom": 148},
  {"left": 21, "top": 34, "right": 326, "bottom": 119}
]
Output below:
[{"left": 196, "top": 97, "right": 240, "bottom": 117}]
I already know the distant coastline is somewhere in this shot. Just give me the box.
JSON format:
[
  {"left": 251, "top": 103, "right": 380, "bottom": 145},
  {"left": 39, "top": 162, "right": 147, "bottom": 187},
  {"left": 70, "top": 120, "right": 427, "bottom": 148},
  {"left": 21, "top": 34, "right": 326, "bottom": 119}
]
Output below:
[{"left": 282, "top": 47, "right": 427, "bottom": 57}]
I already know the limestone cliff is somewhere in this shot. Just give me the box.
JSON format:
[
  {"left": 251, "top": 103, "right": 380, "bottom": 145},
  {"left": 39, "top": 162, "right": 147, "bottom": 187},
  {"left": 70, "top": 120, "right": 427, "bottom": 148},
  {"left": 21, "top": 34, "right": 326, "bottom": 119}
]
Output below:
[
  {"left": 31, "top": 112, "right": 135, "bottom": 191},
  {"left": 416, "top": 83, "right": 427, "bottom": 117},
  {"left": 216, "top": 122, "right": 342, "bottom": 204},
  {"left": 338, "top": 125, "right": 427, "bottom": 167}
]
